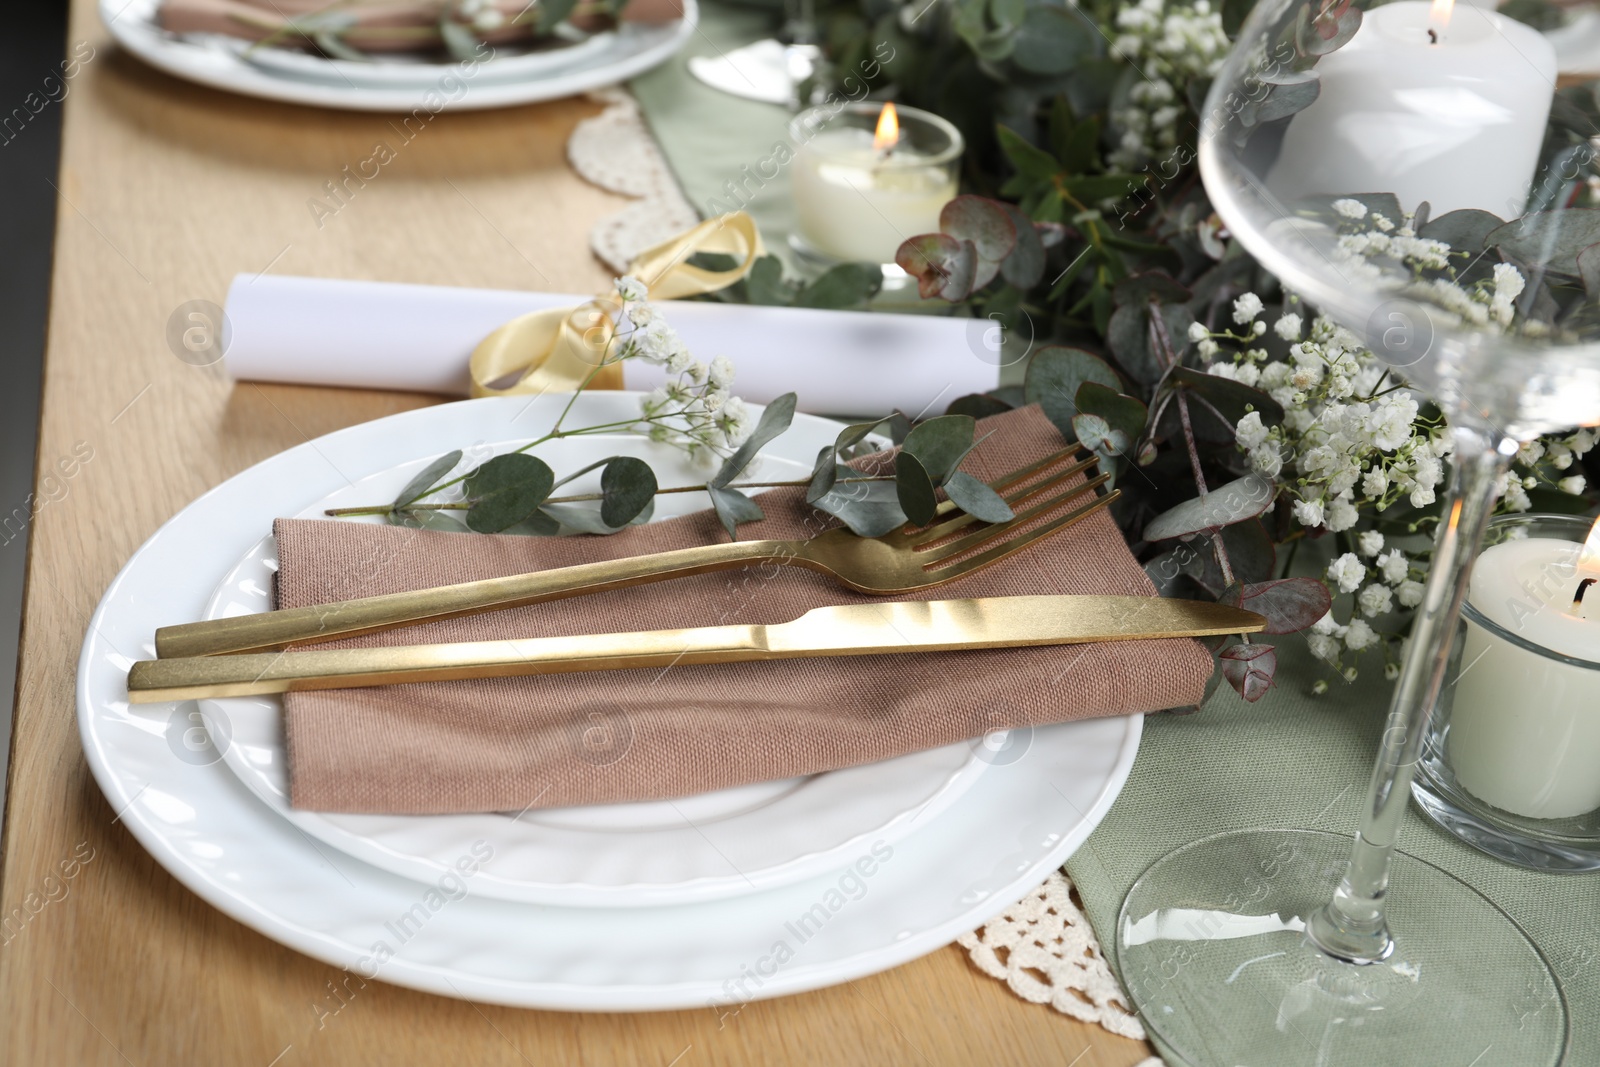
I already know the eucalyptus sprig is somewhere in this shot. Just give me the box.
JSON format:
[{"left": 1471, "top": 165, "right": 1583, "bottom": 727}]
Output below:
[{"left": 325, "top": 280, "right": 1016, "bottom": 540}]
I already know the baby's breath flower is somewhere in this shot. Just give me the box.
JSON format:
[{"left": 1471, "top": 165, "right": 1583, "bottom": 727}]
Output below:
[
  {"left": 1232, "top": 292, "right": 1263, "bottom": 325},
  {"left": 1358, "top": 530, "right": 1384, "bottom": 557},
  {"left": 1357, "top": 584, "right": 1393, "bottom": 618},
  {"left": 615, "top": 275, "right": 648, "bottom": 303},
  {"left": 1327, "top": 552, "right": 1366, "bottom": 593},
  {"left": 1332, "top": 198, "right": 1367, "bottom": 220}
]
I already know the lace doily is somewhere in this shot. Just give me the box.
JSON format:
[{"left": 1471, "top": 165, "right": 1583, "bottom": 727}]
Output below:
[
  {"left": 567, "top": 88, "right": 700, "bottom": 272},
  {"left": 960, "top": 870, "right": 1158, "bottom": 1056}
]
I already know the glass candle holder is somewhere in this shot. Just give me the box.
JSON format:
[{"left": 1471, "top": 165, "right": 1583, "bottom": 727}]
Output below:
[
  {"left": 787, "top": 102, "right": 961, "bottom": 267},
  {"left": 1414, "top": 513, "right": 1600, "bottom": 871}
]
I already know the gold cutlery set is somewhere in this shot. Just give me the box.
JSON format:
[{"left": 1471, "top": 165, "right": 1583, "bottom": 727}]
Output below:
[{"left": 127, "top": 447, "right": 1264, "bottom": 702}]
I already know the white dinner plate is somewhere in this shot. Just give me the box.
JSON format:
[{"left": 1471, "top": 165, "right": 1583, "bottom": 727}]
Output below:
[
  {"left": 192, "top": 426, "right": 990, "bottom": 906},
  {"left": 79, "top": 393, "right": 1142, "bottom": 1009},
  {"left": 101, "top": 0, "right": 697, "bottom": 112},
  {"left": 230, "top": 31, "right": 617, "bottom": 89}
]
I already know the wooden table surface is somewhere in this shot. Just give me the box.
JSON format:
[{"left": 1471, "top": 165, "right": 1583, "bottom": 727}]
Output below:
[{"left": 0, "top": 5, "right": 1153, "bottom": 1064}]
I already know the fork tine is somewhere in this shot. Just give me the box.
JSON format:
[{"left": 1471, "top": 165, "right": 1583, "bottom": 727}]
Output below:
[
  {"left": 922, "top": 489, "right": 1119, "bottom": 581},
  {"left": 919, "top": 471, "right": 1113, "bottom": 560},
  {"left": 918, "top": 446, "right": 1085, "bottom": 526},
  {"left": 909, "top": 451, "right": 1100, "bottom": 546},
  {"left": 908, "top": 454, "right": 1107, "bottom": 550}
]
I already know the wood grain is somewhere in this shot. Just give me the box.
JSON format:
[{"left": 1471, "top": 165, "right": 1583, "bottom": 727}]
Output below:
[{"left": 0, "top": 4, "right": 1155, "bottom": 1064}]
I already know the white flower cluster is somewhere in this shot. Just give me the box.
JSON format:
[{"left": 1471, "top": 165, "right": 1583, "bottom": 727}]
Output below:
[
  {"left": 1106, "top": 0, "right": 1228, "bottom": 170},
  {"left": 612, "top": 276, "right": 753, "bottom": 464},
  {"left": 1328, "top": 200, "right": 1525, "bottom": 329},
  {"left": 1191, "top": 265, "right": 1595, "bottom": 684}
]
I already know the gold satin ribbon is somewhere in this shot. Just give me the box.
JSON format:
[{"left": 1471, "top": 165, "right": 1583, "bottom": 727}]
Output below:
[{"left": 468, "top": 212, "right": 764, "bottom": 398}]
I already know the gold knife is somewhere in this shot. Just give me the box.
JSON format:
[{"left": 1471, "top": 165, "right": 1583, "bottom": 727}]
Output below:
[{"left": 126, "top": 595, "right": 1263, "bottom": 703}]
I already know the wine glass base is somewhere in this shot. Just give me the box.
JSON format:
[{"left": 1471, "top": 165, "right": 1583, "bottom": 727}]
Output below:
[{"left": 1116, "top": 829, "right": 1567, "bottom": 1066}]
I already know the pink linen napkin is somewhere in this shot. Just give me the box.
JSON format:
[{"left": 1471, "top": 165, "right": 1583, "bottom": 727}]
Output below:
[{"left": 274, "top": 404, "right": 1213, "bottom": 814}]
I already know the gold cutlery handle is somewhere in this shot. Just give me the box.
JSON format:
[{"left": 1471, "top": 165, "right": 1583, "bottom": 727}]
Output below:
[
  {"left": 128, "top": 595, "right": 1265, "bottom": 703},
  {"left": 155, "top": 537, "right": 802, "bottom": 658},
  {"left": 130, "top": 621, "right": 769, "bottom": 702}
]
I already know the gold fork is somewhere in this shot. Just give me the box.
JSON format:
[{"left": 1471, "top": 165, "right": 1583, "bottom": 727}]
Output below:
[{"left": 155, "top": 447, "right": 1118, "bottom": 658}]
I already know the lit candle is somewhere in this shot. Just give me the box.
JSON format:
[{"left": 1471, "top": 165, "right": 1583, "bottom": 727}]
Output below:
[
  {"left": 1448, "top": 516, "right": 1600, "bottom": 819},
  {"left": 789, "top": 102, "right": 962, "bottom": 265},
  {"left": 1267, "top": 0, "right": 1557, "bottom": 217}
]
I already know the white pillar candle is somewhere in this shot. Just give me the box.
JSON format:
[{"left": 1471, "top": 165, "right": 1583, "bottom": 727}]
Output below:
[
  {"left": 1448, "top": 530, "right": 1600, "bottom": 819},
  {"left": 1268, "top": 1, "right": 1557, "bottom": 217},
  {"left": 789, "top": 102, "right": 961, "bottom": 265}
]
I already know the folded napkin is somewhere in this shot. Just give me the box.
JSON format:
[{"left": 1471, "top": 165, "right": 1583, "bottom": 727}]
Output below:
[
  {"left": 275, "top": 405, "right": 1214, "bottom": 814},
  {"left": 221, "top": 274, "right": 997, "bottom": 415}
]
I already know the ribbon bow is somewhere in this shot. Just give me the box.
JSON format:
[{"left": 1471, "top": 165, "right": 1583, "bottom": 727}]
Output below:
[{"left": 468, "top": 213, "right": 764, "bottom": 398}]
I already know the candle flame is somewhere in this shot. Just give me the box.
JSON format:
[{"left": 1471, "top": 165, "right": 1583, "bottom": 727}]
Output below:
[
  {"left": 873, "top": 103, "right": 900, "bottom": 153},
  {"left": 1429, "top": 0, "right": 1454, "bottom": 34},
  {"left": 1582, "top": 514, "right": 1600, "bottom": 571}
]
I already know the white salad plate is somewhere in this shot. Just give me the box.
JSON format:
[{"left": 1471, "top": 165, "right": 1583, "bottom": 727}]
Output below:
[
  {"left": 78, "top": 393, "right": 1142, "bottom": 1009},
  {"left": 101, "top": 0, "right": 697, "bottom": 112}
]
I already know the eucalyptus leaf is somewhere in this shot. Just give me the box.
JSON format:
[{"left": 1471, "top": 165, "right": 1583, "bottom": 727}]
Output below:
[
  {"left": 1010, "top": 5, "right": 1092, "bottom": 75},
  {"left": 393, "top": 449, "right": 462, "bottom": 509},
  {"left": 1220, "top": 642, "right": 1276, "bottom": 702},
  {"left": 505, "top": 509, "right": 564, "bottom": 537},
  {"left": 1255, "top": 75, "right": 1320, "bottom": 125},
  {"left": 944, "top": 470, "right": 1014, "bottom": 522},
  {"left": 712, "top": 392, "right": 796, "bottom": 488},
  {"left": 795, "top": 263, "right": 884, "bottom": 309},
  {"left": 1170, "top": 366, "right": 1285, "bottom": 428},
  {"left": 941, "top": 195, "right": 1018, "bottom": 271},
  {"left": 946, "top": 392, "right": 1015, "bottom": 419},
  {"left": 1024, "top": 345, "right": 1121, "bottom": 437},
  {"left": 895, "top": 452, "right": 939, "bottom": 526},
  {"left": 313, "top": 30, "right": 369, "bottom": 61},
  {"left": 1072, "top": 413, "right": 1126, "bottom": 455},
  {"left": 1113, "top": 272, "right": 1191, "bottom": 307},
  {"left": 1419, "top": 209, "right": 1505, "bottom": 255},
  {"left": 998, "top": 203, "right": 1046, "bottom": 289},
  {"left": 390, "top": 508, "right": 469, "bottom": 533},
  {"left": 1487, "top": 209, "right": 1600, "bottom": 277},
  {"left": 897, "top": 234, "right": 979, "bottom": 300},
  {"left": 599, "top": 456, "right": 658, "bottom": 528},
  {"left": 1072, "top": 381, "right": 1147, "bottom": 455},
  {"left": 902, "top": 414, "right": 977, "bottom": 482},
  {"left": 1142, "top": 472, "right": 1277, "bottom": 541},
  {"left": 706, "top": 485, "right": 765, "bottom": 539},
  {"left": 537, "top": 503, "right": 622, "bottom": 535},
  {"left": 463, "top": 453, "right": 555, "bottom": 533},
  {"left": 745, "top": 256, "right": 797, "bottom": 306},
  {"left": 1295, "top": 5, "right": 1360, "bottom": 56},
  {"left": 1227, "top": 577, "right": 1332, "bottom": 634},
  {"left": 437, "top": 18, "right": 483, "bottom": 62},
  {"left": 812, "top": 478, "right": 908, "bottom": 537},
  {"left": 807, "top": 447, "right": 841, "bottom": 504}
]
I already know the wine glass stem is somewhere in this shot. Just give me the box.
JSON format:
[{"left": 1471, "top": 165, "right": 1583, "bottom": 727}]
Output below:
[{"left": 1305, "top": 424, "right": 1515, "bottom": 964}]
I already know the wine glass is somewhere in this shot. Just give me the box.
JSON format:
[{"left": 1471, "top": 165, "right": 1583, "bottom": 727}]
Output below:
[{"left": 1113, "top": 0, "right": 1600, "bottom": 1062}]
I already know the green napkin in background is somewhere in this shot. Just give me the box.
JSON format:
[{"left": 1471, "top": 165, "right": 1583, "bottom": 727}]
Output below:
[{"left": 633, "top": 9, "right": 1600, "bottom": 1062}]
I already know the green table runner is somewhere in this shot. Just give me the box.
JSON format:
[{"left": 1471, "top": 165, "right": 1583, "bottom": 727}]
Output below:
[{"left": 631, "top": 11, "right": 1600, "bottom": 1062}]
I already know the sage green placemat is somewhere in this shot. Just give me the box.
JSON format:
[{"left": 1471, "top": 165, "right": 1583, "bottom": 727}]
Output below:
[
  {"left": 633, "top": 9, "right": 1600, "bottom": 1063},
  {"left": 631, "top": 3, "right": 797, "bottom": 252},
  {"left": 1068, "top": 638, "right": 1600, "bottom": 1064}
]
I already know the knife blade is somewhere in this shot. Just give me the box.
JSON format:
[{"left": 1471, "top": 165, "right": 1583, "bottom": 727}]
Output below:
[{"left": 126, "top": 595, "right": 1264, "bottom": 703}]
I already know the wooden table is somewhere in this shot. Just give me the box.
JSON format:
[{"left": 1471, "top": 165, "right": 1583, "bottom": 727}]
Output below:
[{"left": 0, "top": 5, "right": 1154, "bottom": 1063}]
